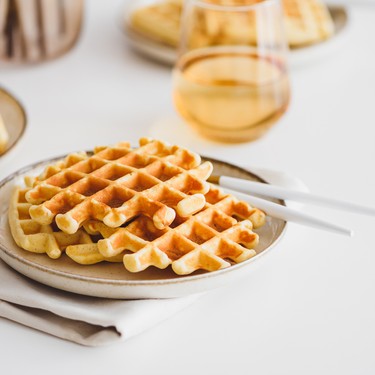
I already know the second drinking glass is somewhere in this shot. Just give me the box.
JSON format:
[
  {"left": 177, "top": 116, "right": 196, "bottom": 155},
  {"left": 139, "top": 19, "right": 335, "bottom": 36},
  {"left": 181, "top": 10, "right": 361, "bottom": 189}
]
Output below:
[{"left": 172, "top": 0, "right": 290, "bottom": 143}]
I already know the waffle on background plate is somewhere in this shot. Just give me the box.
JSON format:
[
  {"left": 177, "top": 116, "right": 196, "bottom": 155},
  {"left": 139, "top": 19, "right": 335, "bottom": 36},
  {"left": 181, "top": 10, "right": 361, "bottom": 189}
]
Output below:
[
  {"left": 0, "top": 114, "right": 9, "bottom": 154},
  {"left": 129, "top": 0, "right": 335, "bottom": 49},
  {"left": 8, "top": 138, "right": 266, "bottom": 275}
]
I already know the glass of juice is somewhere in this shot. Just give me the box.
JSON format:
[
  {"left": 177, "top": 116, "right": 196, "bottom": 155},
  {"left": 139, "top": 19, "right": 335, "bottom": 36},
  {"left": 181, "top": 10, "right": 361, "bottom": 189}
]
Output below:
[{"left": 172, "top": 0, "right": 290, "bottom": 143}]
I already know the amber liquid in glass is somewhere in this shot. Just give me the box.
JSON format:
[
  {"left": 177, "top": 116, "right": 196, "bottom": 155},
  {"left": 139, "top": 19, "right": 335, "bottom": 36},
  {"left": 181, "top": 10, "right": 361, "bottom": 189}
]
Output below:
[{"left": 173, "top": 47, "right": 290, "bottom": 142}]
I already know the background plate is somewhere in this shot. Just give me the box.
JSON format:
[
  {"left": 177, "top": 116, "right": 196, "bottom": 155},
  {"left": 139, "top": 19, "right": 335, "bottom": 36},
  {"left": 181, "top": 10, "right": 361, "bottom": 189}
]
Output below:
[
  {"left": 0, "top": 87, "right": 27, "bottom": 160},
  {"left": 123, "top": 4, "right": 349, "bottom": 68},
  {"left": 0, "top": 156, "right": 287, "bottom": 299}
]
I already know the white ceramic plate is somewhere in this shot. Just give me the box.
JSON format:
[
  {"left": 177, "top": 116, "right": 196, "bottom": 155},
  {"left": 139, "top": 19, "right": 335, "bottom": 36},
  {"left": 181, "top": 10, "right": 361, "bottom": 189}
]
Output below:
[
  {"left": 0, "top": 87, "right": 27, "bottom": 161},
  {"left": 0, "top": 156, "right": 287, "bottom": 299},
  {"left": 123, "top": 4, "right": 349, "bottom": 68}
]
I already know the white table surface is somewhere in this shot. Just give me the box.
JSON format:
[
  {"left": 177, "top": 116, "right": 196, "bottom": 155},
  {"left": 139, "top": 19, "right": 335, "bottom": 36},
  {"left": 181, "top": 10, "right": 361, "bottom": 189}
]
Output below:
[{"left": 1, "top": 1, "right": 375, "bottom": 374}]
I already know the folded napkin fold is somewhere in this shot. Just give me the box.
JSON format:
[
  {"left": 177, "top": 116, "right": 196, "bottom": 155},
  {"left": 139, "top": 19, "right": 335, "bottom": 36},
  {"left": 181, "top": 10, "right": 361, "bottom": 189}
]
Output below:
[
  {"left": 0, "top": 261, "right": 200, "bottom": 345},
  {"left": 0, "top": 167, "right": 303, "bottom": 346}
]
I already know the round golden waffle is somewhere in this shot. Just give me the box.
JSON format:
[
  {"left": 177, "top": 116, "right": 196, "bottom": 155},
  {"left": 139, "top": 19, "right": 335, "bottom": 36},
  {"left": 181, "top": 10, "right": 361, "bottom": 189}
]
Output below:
[
  {"left": 25, "top": 138, "right": 213, "bottom": 234},
  {"left": 129, "top": 0, "right": 334, "bottom": 48},
  {"left": 283, "top": 0, "right": 335, "bottom": 47},
  {"left": 66, "top": 184, "right": 265, "bottom": 275}
]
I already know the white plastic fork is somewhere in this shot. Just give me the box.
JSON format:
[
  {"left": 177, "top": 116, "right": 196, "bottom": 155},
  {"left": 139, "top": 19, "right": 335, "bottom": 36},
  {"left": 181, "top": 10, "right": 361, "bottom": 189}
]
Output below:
[
  {"left": 209, "top": 175, "right": 375, "bottom": 216},
  {"left": 208, "top": 175, "right": 362, "bottom": 237}
]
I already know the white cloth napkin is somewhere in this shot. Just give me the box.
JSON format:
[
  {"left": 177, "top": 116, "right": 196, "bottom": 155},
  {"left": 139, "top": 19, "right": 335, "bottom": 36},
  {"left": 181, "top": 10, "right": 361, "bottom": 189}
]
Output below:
[{"left": 0, "top": 167, "right": 304, "bottom": 346}]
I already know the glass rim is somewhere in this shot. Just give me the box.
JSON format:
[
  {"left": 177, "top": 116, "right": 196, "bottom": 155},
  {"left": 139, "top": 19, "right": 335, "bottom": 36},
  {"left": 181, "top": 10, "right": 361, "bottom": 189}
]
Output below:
[{"left": 185, "top": 0, "right": 281, "bottom": 12}]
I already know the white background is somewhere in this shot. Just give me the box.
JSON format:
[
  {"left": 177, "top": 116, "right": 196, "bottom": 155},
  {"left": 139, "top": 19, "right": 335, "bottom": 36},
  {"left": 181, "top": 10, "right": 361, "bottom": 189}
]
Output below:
[{"left": 0, "top": 1, "right": 375, "bottom": 374}]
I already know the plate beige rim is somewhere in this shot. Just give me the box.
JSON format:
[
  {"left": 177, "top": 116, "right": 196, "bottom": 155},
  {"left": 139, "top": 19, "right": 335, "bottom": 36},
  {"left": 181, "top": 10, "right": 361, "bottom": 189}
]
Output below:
[
  {"left": 0, "top": 87, "right": 27, "bottom": 159},
  {"left": 0, "top": 155, "right": 287, "bottom": 289}
]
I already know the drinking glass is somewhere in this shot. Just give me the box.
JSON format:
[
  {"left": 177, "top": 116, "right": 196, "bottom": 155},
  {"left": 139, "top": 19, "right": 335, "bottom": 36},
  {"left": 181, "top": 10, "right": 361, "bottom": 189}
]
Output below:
[{"left": 172, "top": 0, "right": 290, "bottom": 143}]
